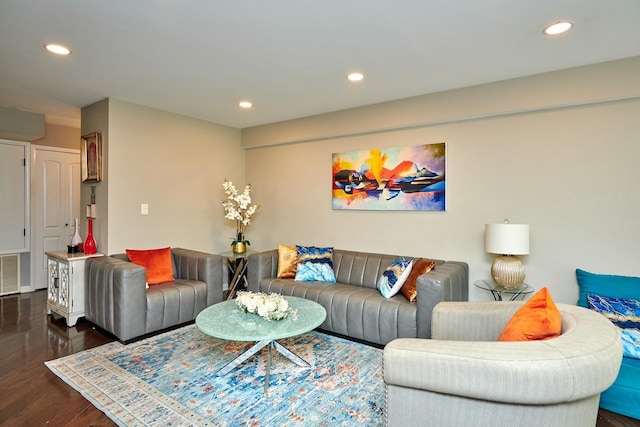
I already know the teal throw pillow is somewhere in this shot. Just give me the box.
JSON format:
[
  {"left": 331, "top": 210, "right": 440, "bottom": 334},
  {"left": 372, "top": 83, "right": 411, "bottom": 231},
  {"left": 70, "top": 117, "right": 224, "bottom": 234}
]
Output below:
[
  {"left": 294, "top": 245, "right": 336, "bottom": 283},
  {"left": 575, "top": 269, "right": 640, "bottom": 308},
  {"left": 377, "top": 257, "right": 413, "bottom": 298}
]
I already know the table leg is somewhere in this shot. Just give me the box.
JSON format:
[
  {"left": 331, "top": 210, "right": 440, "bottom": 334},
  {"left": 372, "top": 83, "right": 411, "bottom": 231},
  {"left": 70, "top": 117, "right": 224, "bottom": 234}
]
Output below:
[
  {"left": 226, "top": 258, "right": 247, "bottom": 300},
  {"left": 509, "top": 289, "right": 526, "bottom": 301},
  {"left": 272, "top": 341, "right": 310, "bottom": 368},
  {"left": 265, "top": 343, "right": 273, "bottom": 396},
  {"left": 216, "top": 339, "right": 270, "bottom": 375},
  {"left": 216, "top": 339, "right": 312, "bottom": 397}
]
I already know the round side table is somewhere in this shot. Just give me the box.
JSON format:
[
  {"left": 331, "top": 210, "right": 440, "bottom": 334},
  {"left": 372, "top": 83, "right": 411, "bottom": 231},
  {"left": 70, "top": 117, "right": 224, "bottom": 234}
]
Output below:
[{"left": 474, "top": 279, "right": 534, "bottom": 301}]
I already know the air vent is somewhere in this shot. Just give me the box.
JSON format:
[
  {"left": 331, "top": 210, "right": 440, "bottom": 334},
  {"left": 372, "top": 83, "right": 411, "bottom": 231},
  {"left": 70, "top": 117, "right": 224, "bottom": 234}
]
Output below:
[{"left": 0, "top": 254, "right": 20, "bottom": 296}]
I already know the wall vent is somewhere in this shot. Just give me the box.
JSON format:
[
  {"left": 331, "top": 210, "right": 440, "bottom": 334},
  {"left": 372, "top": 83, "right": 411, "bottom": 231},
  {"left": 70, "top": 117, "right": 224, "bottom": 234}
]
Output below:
[{"left": 0, "top": 254, "right": 20, "bottom": 296}]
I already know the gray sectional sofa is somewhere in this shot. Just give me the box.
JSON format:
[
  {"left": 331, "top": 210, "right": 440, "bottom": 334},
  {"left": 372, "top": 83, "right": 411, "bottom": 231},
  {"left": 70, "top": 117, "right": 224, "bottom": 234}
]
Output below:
[
  {"left": 247, "top": 249, "right": 469, "bottom": 346},
  {"left": 85, "top": 248, "right": 224, "bottom": 343}
]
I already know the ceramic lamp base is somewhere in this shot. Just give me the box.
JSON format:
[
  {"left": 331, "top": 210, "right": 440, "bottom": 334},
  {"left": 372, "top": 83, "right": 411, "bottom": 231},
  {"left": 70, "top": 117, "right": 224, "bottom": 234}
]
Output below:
[{"left": 491, "top": 255, "right": 525, "bottom": 289}]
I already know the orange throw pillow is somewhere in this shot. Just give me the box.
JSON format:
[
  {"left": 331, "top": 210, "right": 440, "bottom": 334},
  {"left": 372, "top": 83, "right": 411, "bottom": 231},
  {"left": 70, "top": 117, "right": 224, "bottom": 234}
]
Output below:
[
  {"left": 126, "top": 247, "right": 175, "bottom": 285},
  {"left": 498, "top": 287, "right": 562, "bottom": 341},
  {"left": 400, "top": 258, "right": 437, "bottom": 302}
]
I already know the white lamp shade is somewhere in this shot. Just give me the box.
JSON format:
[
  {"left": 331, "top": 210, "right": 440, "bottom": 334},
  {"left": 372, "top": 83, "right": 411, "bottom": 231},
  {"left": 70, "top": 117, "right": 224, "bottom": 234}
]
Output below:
[{"left": 485, "top": 223, "right": 530, "bottom": 255}]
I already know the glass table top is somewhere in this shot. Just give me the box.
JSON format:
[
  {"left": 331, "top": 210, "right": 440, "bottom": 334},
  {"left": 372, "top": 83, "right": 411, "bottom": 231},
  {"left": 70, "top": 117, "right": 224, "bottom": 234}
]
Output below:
[
  {"left": 219, "top": 250, "right": 255, "bottom": 259},
  {"left": 196, "top": 296, "right": 326, "bottom": 342},
  {"left": 474, "top": 279, "right": 534, "bottom": 294}
]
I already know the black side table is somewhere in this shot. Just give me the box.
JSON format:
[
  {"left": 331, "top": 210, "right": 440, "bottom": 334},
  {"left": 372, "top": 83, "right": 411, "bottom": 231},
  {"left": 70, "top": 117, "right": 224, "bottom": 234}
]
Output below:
[{"left": 474, "top": 279, "right": 534, "bottom": 301}]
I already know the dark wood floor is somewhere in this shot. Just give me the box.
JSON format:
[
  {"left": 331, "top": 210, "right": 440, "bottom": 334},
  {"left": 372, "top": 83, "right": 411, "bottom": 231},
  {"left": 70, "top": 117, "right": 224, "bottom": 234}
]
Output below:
[{"left": 0, "top": 290, "right": 638, "bottom": 427}]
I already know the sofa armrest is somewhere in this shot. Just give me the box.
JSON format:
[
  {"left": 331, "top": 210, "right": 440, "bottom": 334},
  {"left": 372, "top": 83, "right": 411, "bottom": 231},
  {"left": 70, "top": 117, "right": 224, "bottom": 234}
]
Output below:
[
  {"left": 85, "top": 256, "right": 147, "bottom": 341},
  {"left": 171, "top": 248, "right": 224, "bottom": 306},
  {"left": 247, "top": 249, "right": 278, "bottom": 291},
  {"left": 384, "top": 337, "right": 575, "bottom": 405},
  {"left": 415, "top": 261, "right": 469, "bottom": 338}
]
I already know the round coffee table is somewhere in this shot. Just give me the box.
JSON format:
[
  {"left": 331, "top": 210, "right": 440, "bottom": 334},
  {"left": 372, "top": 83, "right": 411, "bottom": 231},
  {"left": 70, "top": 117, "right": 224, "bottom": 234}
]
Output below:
[{"left": 195, "top": 295, "right": 326, "bottom": 395}]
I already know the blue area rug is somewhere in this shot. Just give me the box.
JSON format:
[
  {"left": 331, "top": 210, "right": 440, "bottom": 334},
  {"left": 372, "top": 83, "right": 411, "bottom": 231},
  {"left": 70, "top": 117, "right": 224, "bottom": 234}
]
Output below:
[{"left": 45, "top": 325, "right": 384, "bottom": 426}]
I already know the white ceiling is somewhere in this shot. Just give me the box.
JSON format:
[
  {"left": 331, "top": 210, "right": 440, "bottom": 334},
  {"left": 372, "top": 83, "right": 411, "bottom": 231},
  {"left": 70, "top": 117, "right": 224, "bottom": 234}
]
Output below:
[{"left": 1, "top": 1, "right": 640, "bottom": 129}]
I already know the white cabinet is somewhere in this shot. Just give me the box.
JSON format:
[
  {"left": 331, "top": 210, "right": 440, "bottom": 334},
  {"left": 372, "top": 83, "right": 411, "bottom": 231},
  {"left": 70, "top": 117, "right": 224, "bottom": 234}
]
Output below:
[
  {"left": 0, "top": 140, "right": 29, "bottom": 254},
  {"left": 46, "top": 251, "right": 102, "bottom": 327}
]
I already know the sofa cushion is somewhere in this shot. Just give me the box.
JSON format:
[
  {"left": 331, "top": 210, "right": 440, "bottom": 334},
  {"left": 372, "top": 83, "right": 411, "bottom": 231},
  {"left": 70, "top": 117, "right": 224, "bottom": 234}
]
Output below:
[
  {"left": 400, "top": 258, "right": 437, "bottom": 302},
  {"left": 498, "top": 287, "right": 561, "bottom": 341},
  {"left": 125, "top": 247, "right": 175, "bottom": 285},
  {"left": 145, "top": 279, "right": 207, "bottom": 330},
  {"left": 377, "top": 257, "right": 413, "bottom": 298},
  {"left": 600, "top": 356, "right": 640, "bottom": 419},
  {"left": 294, "top": 245, "right": 336, "bottom": 282},
  {"left": 277, "top": 244, "right": 298, "bottom": 278}
]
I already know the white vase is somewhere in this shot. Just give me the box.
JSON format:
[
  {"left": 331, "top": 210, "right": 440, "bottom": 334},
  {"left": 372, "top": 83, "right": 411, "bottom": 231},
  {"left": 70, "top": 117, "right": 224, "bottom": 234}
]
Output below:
[{"left": 70, "top": 218, "right": 83, "bottom": 246}]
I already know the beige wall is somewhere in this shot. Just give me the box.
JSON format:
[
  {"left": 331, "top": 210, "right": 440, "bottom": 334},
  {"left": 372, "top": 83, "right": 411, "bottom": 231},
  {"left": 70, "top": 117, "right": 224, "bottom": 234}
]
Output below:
[
  {"left": 81, "top": 99, "right": 109, "bottom": 255},
  {"left": 82, "top": 99, "right": 244, "bottom": 255},
  {"left": 0, "top": 106, "right": 44, "bottom": 141},
  {"left": 33, "top": 123, "right": 80, "bottom": 150},
  {"left": 243, "top": 57, "right": 640, "bottom": 304}
]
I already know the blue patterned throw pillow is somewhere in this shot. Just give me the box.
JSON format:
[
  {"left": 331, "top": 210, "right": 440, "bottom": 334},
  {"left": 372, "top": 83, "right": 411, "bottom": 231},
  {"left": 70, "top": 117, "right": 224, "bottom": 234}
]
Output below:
[
  {"left": 620, "top": 328, "right": 640, "bottom": 359},
  {"left": 294, "top": 246, "right": 336, "bottom": 283},
  {"left": 587, "top": 293, "right": 640, "bottom": 329},
  {"left": 377, "top": 257, "right": 414, "bottom": 298},
  {"left": 587, "top": 293, "right": 640, "bottom": 359}
]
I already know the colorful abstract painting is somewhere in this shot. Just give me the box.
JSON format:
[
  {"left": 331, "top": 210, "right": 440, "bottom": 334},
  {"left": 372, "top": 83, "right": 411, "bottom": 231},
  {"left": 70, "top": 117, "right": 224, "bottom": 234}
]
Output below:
[{"left": 332, "top": 142, "right": 446, "bottom": 210}]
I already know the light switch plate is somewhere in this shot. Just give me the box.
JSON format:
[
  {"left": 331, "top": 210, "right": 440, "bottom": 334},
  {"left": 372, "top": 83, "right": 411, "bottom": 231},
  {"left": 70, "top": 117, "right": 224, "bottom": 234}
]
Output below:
[{"left": 140, "top": 203, "right": 149, "bottom": 215}]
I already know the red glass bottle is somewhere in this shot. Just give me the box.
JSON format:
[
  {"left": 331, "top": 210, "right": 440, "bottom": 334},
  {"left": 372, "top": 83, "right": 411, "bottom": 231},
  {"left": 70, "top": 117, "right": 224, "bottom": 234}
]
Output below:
[{"left": 84, "top": 218, "right": 97, "bottom": 254}]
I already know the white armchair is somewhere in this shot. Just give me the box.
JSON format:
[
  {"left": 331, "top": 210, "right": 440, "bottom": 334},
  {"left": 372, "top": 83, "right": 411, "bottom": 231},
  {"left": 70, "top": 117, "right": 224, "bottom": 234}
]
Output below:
[{"left": 383, "top": 301, "right": 622, "bottom": 427}]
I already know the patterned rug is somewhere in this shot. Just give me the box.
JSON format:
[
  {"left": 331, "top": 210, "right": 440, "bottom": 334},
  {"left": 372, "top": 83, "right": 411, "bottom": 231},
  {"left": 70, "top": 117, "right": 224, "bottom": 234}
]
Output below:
[{"left": 45, "top": 325, "right": 384, "bottom": 426}]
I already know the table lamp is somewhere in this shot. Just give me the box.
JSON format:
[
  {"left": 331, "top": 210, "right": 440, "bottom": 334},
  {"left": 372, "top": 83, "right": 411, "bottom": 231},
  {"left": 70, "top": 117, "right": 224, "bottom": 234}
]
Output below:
[{"left": 485, "top": 220, "right": 530, "bottom": 288}]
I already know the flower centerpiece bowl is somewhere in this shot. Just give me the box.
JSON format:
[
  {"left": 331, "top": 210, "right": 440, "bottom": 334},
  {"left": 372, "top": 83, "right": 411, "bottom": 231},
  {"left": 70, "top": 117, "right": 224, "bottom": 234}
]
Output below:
[{"left": 235, "top": 291, "right": 297, "bottom": 321}]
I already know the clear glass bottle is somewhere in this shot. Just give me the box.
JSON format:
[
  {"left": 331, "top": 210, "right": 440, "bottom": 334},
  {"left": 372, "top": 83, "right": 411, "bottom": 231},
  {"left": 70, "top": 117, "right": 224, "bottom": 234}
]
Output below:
[{"left": 70, "top": 218, "right": 82, "bottom": 247}]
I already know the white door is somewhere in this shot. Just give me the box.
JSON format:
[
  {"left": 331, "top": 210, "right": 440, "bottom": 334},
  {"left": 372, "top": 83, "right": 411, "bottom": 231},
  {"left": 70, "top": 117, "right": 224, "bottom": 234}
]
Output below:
[{"left": 31, "top": 146, "right": 80, "bottom": 290}]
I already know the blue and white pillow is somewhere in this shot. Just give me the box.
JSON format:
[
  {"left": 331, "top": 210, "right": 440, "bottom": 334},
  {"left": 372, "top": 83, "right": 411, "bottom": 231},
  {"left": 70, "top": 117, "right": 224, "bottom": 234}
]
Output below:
[
  {"left": 619, "top": 328, "right": 640, "bottom": 359},
  {"left": 294, "top": 245, "right": 336, "bottom": 283},
  {"left": 586, "top": 293, "right": 640, "bottom": 329},
  {"left": 377, "top": 257, "right": 413, "bottom": 298},
  {"left": 587, "top": 293, "right": 640, "bottom": 359}
]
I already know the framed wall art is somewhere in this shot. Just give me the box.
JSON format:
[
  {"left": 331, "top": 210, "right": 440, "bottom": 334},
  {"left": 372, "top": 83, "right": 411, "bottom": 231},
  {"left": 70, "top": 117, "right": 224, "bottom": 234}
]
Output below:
[
  {"left": 332, "top": 142, "right": 445, "bottom": 211},
  {"left": 81, "top": 132, "right": 102, "bottom": 182}
]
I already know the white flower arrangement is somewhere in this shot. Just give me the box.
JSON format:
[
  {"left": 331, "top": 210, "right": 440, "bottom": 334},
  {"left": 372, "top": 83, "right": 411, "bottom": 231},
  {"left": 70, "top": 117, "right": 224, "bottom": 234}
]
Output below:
[
  {"left": 222, "top": 179, "right": 260, "bottom": 246},
  {"left": 235, "top": 291, "right": 298, "bottom": 321}
]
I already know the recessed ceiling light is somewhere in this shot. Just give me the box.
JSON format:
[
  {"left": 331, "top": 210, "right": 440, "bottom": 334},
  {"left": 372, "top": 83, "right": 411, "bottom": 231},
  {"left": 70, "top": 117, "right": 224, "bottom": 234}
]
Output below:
[
  {"left": 543, "top": 21, "right": 573, "bottom": 36},
  {"left": 44, "top": 43, "right": 71, "bottom": 55},
  {"left": 238, "top": 101, "right": 253, "bottom": 109},
  {"left": 346, "top": 72, "right": 365, "bottom": 82}
]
